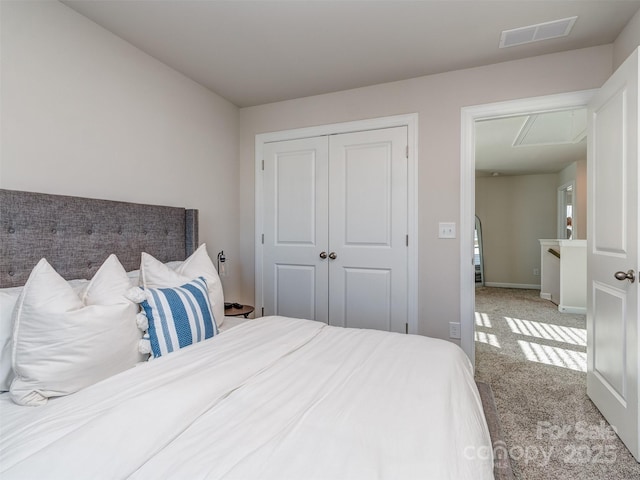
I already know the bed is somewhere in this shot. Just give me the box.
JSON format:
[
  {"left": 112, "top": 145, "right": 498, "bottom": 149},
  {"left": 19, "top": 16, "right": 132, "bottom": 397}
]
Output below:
[{"left": 0, "top": 189, "right": 496, "bottom": 479}]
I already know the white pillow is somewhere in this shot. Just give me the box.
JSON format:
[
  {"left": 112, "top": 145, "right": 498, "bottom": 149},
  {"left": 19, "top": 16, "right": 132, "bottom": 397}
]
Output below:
[
  {"left": 140, "top": 244, "right": 225, "bottom": 326},
  {"left": 10, "top": 255, "right": 143, "bottom": 406},
  {"left": 126, "top": 261, "right": 182, "bottom": 288},
  {"left": 126, "top": 269, "right": 141, "bottom": 287},
  {"left": 0, "top": 279, "right": 89, "bottom": 393},
  {"left": 0, "top": 286, "right": 23, "bottom": 392}
]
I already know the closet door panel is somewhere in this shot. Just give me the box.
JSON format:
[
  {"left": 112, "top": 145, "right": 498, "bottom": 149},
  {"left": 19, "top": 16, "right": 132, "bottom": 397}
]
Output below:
[
  {"left": 343, "top": 143, "right": 391, "bottom": 245},
  {"left": 328, "top": 127, "right": 408, "bottom": 332},
  {"left": 262, "top": 137, "right": 329, "bottom": 322},
  {"left": 274, "top": 264, "right": 317, "bottom": 320},
  {"left": 343, "top": 267, "right": 392, "bottom": 330}
]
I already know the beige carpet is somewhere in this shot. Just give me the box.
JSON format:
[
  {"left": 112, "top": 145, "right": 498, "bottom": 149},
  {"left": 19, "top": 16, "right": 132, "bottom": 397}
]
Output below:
[{"left": 474, "top": 287, "right": 640, "bottom": 480}]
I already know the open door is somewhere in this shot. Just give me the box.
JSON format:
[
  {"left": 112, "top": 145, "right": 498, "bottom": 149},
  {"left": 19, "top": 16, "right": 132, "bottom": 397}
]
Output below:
[{"left": 587, "top": 47, "right": 639, "bottom": 461}]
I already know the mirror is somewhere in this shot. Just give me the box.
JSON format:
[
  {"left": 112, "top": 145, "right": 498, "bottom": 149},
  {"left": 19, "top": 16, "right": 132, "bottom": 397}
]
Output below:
[
  {"left": 558, "top": 182, "right": 575, "bottom": 239},
  {"left": 474, "top": 215, "right": 484, "bottom": 286}
]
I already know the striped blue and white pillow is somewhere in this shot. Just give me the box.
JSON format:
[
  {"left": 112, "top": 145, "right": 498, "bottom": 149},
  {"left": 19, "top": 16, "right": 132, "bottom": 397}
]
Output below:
[{"left": 140, "top": 277, "right": 218, "bottom": 358}]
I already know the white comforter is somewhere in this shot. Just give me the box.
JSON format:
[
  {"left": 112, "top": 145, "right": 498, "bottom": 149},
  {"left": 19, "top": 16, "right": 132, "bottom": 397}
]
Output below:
[{"left": 0, "top": 317, "right": 493, "bottom": 479}]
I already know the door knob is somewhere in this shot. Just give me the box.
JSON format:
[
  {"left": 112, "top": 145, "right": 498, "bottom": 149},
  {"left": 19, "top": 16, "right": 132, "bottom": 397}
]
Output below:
[
  {"left": 329, "top": 252, "right": 337, "bottom": 260},
  {"left": 319, "top": 251, "right": 327, "bottom": 259},
  {"left": 614, "top": 270, "right": 635, "bottom": 283}
]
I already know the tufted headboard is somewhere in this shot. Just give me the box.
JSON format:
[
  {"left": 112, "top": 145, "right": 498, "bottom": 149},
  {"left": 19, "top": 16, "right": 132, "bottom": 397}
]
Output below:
[{"left": 0, "top": 189, "right": 198, "bottom": 288}]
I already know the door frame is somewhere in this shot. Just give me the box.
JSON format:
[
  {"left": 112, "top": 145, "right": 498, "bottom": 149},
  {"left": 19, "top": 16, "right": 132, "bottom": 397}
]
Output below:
[
  {"left": 460, "top": 90, "right": 597, "bottom": 365},
  {"left": 255, "top": 113, "right": 419, "bottom": 332}
]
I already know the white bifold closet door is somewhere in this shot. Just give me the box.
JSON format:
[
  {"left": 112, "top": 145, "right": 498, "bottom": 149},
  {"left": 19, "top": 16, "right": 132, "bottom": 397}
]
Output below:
[{"left": 262, "top": 126, "right": 408, "bottom": 333}]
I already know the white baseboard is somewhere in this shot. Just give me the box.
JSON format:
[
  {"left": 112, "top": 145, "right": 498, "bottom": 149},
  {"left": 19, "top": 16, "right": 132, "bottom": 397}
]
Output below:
[
  {"left": 559, "top": 305, "right": 587, "bottom": 315},
  {"left": 484, "top": 282, "right": 541, "bottom": 290},
  {"left": 540, "top": 292, "right": 552, "bottom": 300}
]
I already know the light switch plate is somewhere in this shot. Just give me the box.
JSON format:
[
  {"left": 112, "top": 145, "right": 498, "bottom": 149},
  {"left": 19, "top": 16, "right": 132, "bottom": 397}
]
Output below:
[
  {"left": 438, "top": 222, "right": 456, "bottom": 239},
  {"left": 449, "top": 322, "right": 461, "bottom": 339}
]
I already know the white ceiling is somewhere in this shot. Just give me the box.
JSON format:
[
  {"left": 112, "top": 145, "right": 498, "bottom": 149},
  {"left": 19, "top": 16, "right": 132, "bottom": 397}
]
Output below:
[
  {"left": 475, "top": 108, "right": 587, "bottom": 177},
  {"left": 62, "top": 0, "right": 640, "bottom": 108}
]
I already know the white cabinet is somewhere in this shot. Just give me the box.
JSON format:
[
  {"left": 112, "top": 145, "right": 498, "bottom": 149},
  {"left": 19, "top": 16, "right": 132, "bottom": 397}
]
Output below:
[{"left": 539, "top": 239, "right": 586, "bottom": 314}]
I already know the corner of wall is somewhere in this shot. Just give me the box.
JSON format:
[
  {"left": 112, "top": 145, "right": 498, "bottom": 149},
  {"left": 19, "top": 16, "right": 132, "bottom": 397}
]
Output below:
[{"left": 613, "top": 8, "right": 640, "bottom": 70}]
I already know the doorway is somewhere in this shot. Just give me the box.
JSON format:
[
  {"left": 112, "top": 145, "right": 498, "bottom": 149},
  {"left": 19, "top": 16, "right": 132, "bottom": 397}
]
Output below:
[
  {"left": 462, "top": 52, "right": 640, "bottom": 464},
  {"left": 558, "top": 181, "right": 576, "bottom": 239},
  {"left": 459, "top": 90, "right": 597, "bottom": 366}
]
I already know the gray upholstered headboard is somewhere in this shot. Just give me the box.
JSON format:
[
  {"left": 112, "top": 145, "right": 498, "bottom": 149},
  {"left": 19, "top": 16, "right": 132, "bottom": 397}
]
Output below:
[{"left": 0, "top": 189, "right": 198, "bottom": 288}]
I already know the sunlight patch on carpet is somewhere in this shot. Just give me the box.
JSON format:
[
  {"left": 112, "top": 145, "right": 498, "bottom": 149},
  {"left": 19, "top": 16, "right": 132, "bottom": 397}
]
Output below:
[
  {"left": 476, "top": 331, "right": 501, "bottom": 348},
  {"left": 505, "top": 317, "right": 586, "bottom": 346},
  {"left": 518, "top": 340, "right": 587, "bottom": 372},
  {"left": 475, "top": 312, "right": 492, "bottom": 327}
]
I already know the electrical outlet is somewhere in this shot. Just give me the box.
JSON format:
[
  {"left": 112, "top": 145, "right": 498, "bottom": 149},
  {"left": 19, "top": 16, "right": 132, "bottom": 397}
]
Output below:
[
  {"left": 438, "top": 222, "right": 456, "bottom": 239},
  {"left": 449, "top": 322, "right": 461, "bottom": 339},
  {"left": 533, "top": 267, "right": 540, "bottom": 276}
]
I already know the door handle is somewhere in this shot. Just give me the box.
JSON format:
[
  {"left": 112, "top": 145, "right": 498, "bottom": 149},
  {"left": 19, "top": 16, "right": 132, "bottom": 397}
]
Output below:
[
  {"left": 319, "top": 251, "right": 327, "bottom": 259},
  {"left": 614, "top": 270, "right": 635, "bottom": 283},
  {"left": 329, "top": 252, "right": 337, "bottom": 260}
]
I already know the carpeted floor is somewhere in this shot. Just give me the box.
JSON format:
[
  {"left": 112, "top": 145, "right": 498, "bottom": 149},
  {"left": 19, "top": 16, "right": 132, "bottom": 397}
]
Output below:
[{"left": 474, "top": 287, "right": 640, "bottom": 479}]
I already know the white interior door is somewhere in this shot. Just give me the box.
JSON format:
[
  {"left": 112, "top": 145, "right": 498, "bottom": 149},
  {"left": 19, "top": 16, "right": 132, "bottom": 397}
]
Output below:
[
  {"left": 262, "top": 136, "right": 329, "bottom": 322},
  {"left": 328, "top": 127, "right": 408, "bottom": 333},
  {"left": 586, "top": 48, "right": 639, "bottom": 461}
]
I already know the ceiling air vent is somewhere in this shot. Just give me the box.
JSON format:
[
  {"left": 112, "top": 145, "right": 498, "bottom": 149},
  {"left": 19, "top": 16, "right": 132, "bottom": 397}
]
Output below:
[{"left": 499, "top": 16, "right": 577, "bottom": 48}]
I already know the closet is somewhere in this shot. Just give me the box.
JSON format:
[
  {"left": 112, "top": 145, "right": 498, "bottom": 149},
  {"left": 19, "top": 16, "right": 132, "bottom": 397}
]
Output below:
[{"left": 260, "top": 126, "right": 409, "bottom": 333}]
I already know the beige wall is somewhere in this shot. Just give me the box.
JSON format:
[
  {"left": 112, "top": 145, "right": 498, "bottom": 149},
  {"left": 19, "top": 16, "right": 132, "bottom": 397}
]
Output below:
[
  {"left": 557, "top": 161, "right": 577, "bottom": 188},
  {"left": 239, "top": 45, "right": 613, "bottom": 342},
  {"left": 613, "top": 7, "right": 640, "bottom": 70},
  {"left": 475, "top": 174, "right": 557, "bottom": 287},
  {"left": 0, "top": 1, "right": 242, "bottom": 299},
  {"left": 475, "top": 159, "right": 587, "bottom": 289}
]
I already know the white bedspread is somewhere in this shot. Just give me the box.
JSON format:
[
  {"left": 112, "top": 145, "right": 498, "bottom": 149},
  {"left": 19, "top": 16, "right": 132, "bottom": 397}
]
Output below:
[{"left": 0, "top": 317, "right": 493, "bottom": 479}]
